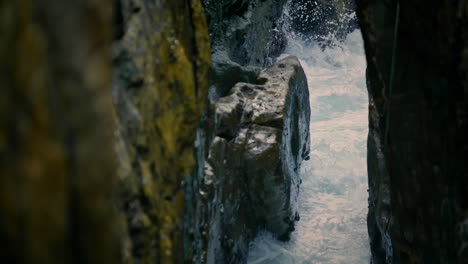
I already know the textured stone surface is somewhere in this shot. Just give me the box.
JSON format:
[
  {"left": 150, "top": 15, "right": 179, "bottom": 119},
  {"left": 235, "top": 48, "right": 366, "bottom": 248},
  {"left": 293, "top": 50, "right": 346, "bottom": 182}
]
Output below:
[
  {"left": 202, "top": 0, "right": 289, "bottom": 99},
  {"left": 0, "top": 0, "right": 120, "bottom": 263},
  {"left": 181, "top": 2, "right": 311, "bottom": 263},
  {"left": 185, "top": 56, "right": 310, "bottom": 263},
  {"left": 356, "top": 1, "right": 468, "bottom": 263},
  {"left": 203, "top": 0, "right": 287, "bottom": 66},
  {"left": 112, "top": 0, "right": 211, "bottom": 263}
]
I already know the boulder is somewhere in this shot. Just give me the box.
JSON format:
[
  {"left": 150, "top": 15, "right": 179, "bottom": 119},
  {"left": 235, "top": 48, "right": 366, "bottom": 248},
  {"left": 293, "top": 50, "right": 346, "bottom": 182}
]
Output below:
[{"left": 185, "top": 56, "right": 310, "bottom": 263}]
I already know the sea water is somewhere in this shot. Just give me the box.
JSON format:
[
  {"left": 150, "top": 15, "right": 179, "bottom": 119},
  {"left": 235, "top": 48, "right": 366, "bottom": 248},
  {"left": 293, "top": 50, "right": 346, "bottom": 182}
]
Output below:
[{"left": 247, "top": 16, "right": 370, "bottom": 264}]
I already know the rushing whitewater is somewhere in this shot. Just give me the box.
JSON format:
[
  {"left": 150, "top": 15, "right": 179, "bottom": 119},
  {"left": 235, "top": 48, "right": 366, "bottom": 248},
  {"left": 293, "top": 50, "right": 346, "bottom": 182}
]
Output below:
[{"left": 247, "top": 17, "right": 370, "bottom": 264}]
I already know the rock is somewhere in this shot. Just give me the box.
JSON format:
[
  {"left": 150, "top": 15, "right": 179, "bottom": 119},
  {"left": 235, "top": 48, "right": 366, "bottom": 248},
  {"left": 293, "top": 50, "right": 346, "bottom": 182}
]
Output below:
[
  {"left": 183, "top": 2, "right": 310, "bottom": 263},
  {"left": 0, "top": 1, "right": 121, "bottom": 263},
  {"left": 185, "top": 56, "right": 310, "bottom": 263},
  {"left": 112, "top": 0, "right": 211, "bottom": 263},
  {"left": 203, "top": 0, "right": 289, "bottom": 99},
  {"left": 356, "top": 0, "right": 468, "bottom": 263},
  {"left": 203, "top": 0, "right": 287, "bottom": 67},
  {"left": 0, "top": 1, "right": 375, "bottom": 263}
]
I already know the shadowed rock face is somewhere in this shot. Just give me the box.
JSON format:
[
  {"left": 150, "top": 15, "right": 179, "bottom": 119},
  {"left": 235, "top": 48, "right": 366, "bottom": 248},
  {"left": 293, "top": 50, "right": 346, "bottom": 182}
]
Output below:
[
  {"left": 113, "top": 0, "right": 211, "bottom": 263},
  {"left": 203, "top": 0, "right": 287, "bottom": 67},
  {"left": 356, "top": 0, "right": 468, "bottom": 263},
  {"left": 202, "top": 0, "right": 289, "bottom": 99},
  {"left": 0, "top": 1, "right": 120, "bottom": 263},
  {"left": 185, "top": 56, "right": 310, "bottom": 263}
]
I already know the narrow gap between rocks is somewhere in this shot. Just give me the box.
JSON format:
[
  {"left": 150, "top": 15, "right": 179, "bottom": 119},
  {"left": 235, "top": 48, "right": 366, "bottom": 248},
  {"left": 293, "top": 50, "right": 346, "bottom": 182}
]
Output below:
[{"left": 248, "top": 1, "right": 370, "bottom": 263}]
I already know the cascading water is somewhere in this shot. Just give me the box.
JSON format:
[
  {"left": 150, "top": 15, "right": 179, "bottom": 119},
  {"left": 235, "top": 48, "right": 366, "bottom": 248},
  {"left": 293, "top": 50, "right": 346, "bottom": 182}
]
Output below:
[{"left": 247, "top": 1, "right": 370, "bottom": 263}]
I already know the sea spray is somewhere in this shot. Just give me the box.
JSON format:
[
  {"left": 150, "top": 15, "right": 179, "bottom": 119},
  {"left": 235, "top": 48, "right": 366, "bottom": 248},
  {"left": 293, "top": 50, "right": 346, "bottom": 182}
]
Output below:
[{"left": 247, "top": 20, "right": 370, "bottom": 264}]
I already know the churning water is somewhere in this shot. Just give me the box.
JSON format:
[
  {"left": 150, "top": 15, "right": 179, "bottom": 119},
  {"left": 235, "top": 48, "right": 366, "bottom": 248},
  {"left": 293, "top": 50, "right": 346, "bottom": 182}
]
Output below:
[{"left": 247, "top": 9, "right": 370, "bottom": 264}]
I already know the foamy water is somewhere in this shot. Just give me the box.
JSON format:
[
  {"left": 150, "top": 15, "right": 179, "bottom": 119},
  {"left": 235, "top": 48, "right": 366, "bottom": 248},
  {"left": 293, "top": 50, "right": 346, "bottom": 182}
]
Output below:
[{"left": 247, "top": 27, "right": 370, "bottom": 264}]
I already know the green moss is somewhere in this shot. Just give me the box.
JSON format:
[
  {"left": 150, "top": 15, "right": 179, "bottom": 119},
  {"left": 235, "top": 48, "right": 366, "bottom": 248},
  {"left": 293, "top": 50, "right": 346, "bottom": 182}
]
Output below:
[{"left": 114, "top": 0, "right": 211, "bottom": 263}]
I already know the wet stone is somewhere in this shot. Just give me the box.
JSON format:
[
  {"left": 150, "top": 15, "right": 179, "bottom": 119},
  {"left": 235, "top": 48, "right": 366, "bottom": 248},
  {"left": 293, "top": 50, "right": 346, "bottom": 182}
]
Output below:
[{"left": 188, "top": 56, "right": 310, "bottom": 263}]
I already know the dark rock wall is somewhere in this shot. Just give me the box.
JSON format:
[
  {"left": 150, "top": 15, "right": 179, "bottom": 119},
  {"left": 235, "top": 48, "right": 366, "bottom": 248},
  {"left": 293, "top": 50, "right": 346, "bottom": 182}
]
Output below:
[
  {"left": 203, "top": 0, "right": 287, "bottom": 67},
  {"left": 202, "top": 0, "right": 288, "bottom": 99},
  {"left": 356, "top": 1, "right": 468, "bottom": 263},
  {"left": 0, "top": 0, "right": 121, "bottom": 263},
  {"left": 112, "top": 0, "right": 211, "bottom": 263}
]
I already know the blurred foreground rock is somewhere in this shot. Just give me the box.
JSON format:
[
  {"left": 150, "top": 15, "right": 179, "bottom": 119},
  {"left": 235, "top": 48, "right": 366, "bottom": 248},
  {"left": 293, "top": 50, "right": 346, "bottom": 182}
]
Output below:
[{"left": 0, "top": 0, "right": 120, "bottom": 263}]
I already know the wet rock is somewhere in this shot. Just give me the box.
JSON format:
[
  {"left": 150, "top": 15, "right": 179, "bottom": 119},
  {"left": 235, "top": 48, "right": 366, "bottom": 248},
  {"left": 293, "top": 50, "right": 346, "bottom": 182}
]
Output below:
[
  {"left": 203, "top": 0, "right": 287, "bottom": 67},
  {"left": 203, "top": 0, "right": 289, "bottom": 99},
  {"left": 185, "top": 56, "right": 310, "bottom": 263},
  {"left": 357, "top": 0, "right": 468, "bottom": 263}
]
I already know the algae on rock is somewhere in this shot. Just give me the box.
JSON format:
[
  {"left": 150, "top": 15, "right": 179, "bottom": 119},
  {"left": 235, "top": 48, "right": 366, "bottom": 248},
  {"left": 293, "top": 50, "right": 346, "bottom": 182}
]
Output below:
[{"left": 113, "top": 0, "right": 211, "bottom": 263}]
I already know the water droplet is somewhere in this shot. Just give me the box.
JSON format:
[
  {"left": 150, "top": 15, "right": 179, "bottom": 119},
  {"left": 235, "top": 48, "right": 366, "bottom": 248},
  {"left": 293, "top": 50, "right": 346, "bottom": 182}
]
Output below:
[{"left": 199, "top": 189, "right": 207, "bottom": 197}]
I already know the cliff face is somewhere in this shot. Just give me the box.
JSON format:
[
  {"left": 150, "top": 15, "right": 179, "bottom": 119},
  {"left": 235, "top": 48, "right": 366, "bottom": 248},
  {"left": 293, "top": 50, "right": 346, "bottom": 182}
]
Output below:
[
  {"left": 356, "top": 1, "right": 468, "bottom": 263},
  {"left": 0, "top": 1, "right": 120, "bottom": 263},
  {"left": 112, "top": 0, "right": 211, "bottom": 263}
]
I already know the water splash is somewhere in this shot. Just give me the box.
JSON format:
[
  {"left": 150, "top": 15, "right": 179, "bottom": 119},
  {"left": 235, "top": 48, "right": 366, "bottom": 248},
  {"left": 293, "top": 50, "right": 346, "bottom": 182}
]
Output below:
[
  {"left": 247, "top": 5, "right": 370, "bottom": 264},
  {"left": 282, "top": 0, "right": 358, "bottom": 47}
]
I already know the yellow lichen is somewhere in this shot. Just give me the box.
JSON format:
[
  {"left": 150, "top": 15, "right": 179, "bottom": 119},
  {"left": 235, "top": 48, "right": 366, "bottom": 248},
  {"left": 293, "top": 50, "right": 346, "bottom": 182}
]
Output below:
[{"left": 115, "top": 0, "right": 212, "bottom": 263}]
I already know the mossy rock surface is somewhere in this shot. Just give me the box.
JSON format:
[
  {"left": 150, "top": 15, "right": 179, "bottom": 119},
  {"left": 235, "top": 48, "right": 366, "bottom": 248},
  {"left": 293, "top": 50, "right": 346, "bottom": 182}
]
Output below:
[{"left": 113, "top": 0, "right": 211, "bottom": 263}]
